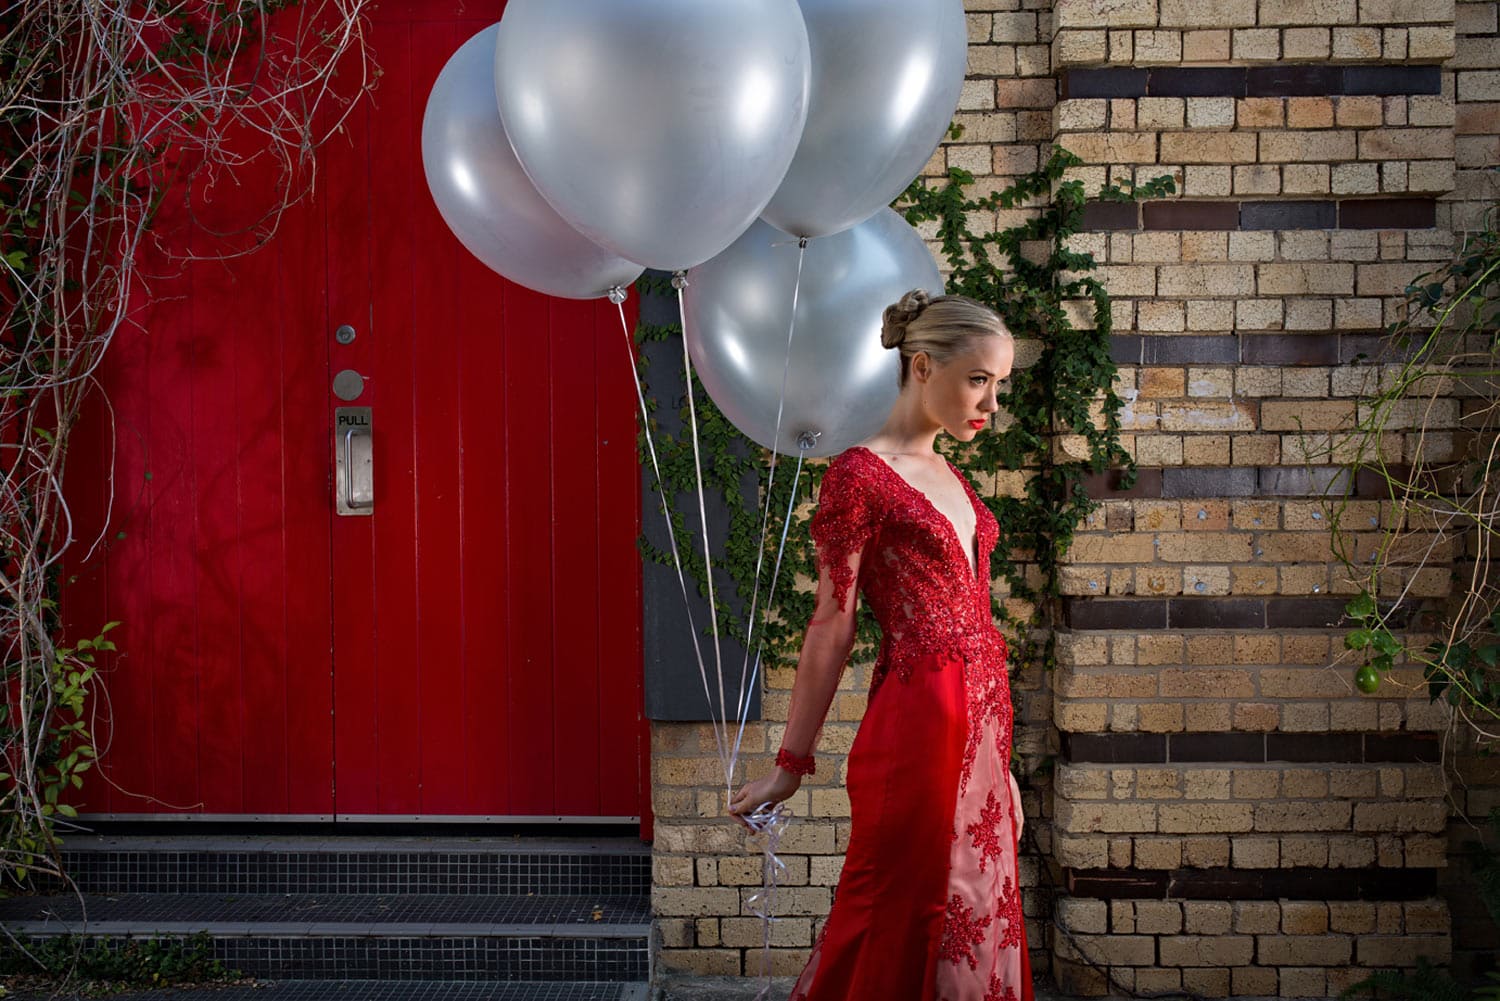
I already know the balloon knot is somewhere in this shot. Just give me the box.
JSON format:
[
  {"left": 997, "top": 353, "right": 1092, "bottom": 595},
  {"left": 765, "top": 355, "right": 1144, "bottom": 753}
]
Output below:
[
  {"left": 607, "top": 285, "right": 628, "bottom": 305},
  {"left": 671, "top": 271, "right": 690, "bottom": 291},
  {"left": 797, "top": 430, "right": 821, "bottom": 452}
]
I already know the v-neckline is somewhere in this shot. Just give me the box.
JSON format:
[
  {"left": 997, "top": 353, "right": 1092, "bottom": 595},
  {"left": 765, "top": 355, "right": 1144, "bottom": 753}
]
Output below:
[{"left": 851, "top": 446, "right": 980, "bottom": 582}]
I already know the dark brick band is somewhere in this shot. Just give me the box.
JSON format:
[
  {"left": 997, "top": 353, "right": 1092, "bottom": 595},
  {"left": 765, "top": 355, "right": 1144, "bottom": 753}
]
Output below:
[
  {"left": 1081, "top": 466, "right": 1396, "bottom": 500},
  {"left": 1108, "top": 331, "right": 1417, "bottom": 367},
  {"left": 1061, "top": 64, "right": 1442, "bottom": 100},
  {"left": 1062, "top": 596, "right": 1415, "bottom": 631},
  {"left": 1059, "top": 730, "right": 1440, "bottom": 765},
  {"left": 1083, "top": 198, "right": 1437, "bottom": 232},
  {"left": 1064, "top": 866, "right": 1437, "bottom": 901}
]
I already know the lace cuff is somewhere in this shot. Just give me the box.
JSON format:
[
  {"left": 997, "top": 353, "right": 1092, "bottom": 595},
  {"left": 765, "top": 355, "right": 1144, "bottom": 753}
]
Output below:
[{"left": 776, "top": 747, "right": 816, "bottom": 777}]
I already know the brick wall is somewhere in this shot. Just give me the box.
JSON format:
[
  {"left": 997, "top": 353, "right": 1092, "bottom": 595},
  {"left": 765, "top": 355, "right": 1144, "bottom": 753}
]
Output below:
[{"left": 649, "top": 0, "right": 1500, "bottom": 991}]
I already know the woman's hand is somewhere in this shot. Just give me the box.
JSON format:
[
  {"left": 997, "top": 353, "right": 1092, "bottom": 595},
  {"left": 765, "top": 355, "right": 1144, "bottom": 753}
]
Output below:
[{"left": 727, "top": 768, "right": 802, "bottom": 829}]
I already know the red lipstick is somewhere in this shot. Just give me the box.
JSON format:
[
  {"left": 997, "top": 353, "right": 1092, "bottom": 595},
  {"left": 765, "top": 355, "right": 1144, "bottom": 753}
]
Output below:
[{"left": 967, "top": 419, "right": 986, "bottom": 429}]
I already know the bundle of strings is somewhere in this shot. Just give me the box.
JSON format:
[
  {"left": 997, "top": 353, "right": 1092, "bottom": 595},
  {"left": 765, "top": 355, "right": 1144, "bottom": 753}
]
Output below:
[{"left": 608, "top": 238, "right": 812, "bottom": 997}]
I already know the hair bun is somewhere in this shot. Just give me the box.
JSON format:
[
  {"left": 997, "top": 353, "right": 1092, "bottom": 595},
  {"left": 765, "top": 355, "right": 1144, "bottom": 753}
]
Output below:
[{"left": 881, "top": 288, "right": 932, "bottom": 349}]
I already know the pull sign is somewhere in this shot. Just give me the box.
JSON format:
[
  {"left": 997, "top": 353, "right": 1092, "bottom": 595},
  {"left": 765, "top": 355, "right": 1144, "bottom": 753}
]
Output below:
[{"left": 335, "top": 407, "right": 373, "bottom": 516}]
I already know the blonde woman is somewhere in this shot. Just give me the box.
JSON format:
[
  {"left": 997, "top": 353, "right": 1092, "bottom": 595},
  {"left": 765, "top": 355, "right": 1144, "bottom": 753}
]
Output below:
[{"left": 729, "top": 290, "right": 1031, "bottom": 1001}]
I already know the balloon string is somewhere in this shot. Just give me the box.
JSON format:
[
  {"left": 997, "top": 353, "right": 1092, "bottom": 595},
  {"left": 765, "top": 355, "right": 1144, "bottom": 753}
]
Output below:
[
  {"left": 613, "top": 292, "right": 731, "bottom": 781},
  {"left": 731, "top": 238, "right": 808, "bottom": 773},
  {"left": 674, "top": 274, "right": 732, "bottom": 791},
  {"left": 743, "top": 800, "right": 791, "bottom": 998}
]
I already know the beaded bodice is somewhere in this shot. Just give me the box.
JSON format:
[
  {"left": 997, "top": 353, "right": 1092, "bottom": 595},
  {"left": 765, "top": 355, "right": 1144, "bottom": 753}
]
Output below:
[{"left": 810, "top": 446, "right": 1009, "bottom": 698}]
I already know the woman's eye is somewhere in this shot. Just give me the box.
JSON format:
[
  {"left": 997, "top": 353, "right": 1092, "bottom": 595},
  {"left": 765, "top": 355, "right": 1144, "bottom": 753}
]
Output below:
[{"left": 970, "top": 376, "right": 987, "bottom": 386}]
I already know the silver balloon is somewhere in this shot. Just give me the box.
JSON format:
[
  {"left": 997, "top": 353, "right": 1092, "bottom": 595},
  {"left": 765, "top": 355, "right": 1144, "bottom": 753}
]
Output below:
[
  {"left": 682, "top": 209, "right": 941, "bottom": 458},
  {"left": 421, "top": 24, "right": 643, "bottom": 300},
  {"left": 494, "top": 0, "right": 810, "bottom": 272},
  {"left": 760, "top": 0, "right": 968, "bottom": 240}
]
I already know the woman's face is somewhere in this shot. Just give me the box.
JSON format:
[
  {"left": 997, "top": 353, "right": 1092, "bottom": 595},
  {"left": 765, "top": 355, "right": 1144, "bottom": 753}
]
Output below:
[{"left": 911, "top": 334, "right": 1014, "bottom": 441}]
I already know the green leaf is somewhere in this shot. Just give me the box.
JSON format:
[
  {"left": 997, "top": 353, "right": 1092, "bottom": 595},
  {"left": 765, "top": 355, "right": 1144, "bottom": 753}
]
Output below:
[{"left": 1345, "top": 593, "right": 1376, "bottom": 620}]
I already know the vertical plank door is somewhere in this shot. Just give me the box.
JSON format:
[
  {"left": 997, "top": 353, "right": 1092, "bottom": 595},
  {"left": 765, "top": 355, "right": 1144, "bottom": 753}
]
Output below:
[{"left": 61, "top": 1, "right": 646, "bottom": 821}]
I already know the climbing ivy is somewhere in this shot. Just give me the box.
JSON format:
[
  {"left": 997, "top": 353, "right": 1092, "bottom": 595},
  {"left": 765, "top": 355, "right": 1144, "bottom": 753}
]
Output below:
[{"left": 635, "top": 145, "right": 1174, "bottom": 674}]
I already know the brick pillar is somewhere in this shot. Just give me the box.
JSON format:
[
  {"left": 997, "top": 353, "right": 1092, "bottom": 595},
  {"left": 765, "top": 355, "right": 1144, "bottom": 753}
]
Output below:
[{"left": 1048, "top": 0, "right": 1464, "bottom": 995}]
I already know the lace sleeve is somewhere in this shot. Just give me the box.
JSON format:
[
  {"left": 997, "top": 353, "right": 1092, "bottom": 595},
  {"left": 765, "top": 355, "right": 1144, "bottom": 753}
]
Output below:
[{"left": 809, "top": 452, "right": 879, "bottom": 613}]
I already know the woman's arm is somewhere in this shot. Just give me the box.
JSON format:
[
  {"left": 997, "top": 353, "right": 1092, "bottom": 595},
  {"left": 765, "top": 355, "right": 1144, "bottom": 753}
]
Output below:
[
  {"left": 775, "top": 554, "right": 860, "bottom": 758},
  {"left": 726, "top": 545, "right": 862, "bottom": 825}
]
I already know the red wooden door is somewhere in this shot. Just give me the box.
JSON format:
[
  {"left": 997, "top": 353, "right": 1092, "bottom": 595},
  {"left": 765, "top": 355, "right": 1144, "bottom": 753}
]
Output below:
[{"left": 63, "top": 1, "right": 646, "bottom": 821}]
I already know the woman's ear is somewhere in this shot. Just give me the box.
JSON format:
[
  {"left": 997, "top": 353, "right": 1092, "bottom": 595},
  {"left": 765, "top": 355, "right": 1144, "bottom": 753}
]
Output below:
[{"left": 910, "top": 350, "right": 932, "bottom": 384}]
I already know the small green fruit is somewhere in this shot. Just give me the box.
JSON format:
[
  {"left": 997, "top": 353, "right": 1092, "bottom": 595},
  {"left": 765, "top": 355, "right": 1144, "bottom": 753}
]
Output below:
[{"left": 1355, "top": 664, "right": 1380, "bottom": 694}]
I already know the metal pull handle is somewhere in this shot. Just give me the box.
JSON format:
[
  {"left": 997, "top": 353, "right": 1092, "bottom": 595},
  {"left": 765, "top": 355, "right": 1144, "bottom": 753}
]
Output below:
[
  {"left": 335, "top": 406, "right": 373, "bottom": 516},
  {"left": 344, "top": 427, "right": 373, "bottom": 510}
]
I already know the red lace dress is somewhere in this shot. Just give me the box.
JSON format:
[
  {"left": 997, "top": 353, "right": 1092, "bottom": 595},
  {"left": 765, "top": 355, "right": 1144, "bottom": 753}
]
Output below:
[{"left": 789, "top": 446, "right": 1032, "bottom": 1001}]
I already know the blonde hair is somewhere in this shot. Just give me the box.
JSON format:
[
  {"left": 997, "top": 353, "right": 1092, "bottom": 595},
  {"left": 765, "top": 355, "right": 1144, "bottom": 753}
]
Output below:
[{"left": 880, "top": 289, "right": 1010, "bottom": 387}]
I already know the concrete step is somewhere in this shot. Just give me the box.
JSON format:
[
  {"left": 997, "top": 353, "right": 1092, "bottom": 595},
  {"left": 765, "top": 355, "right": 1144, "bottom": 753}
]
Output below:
[
  {"left": 43, "top": 834, "right": 650, "bottom": 896},
  {"left": 5, "top": 980, "right": 650, "bottom": 1000},
  {"left": 6, "top": 835, "right": 652, "bottom": 982}
]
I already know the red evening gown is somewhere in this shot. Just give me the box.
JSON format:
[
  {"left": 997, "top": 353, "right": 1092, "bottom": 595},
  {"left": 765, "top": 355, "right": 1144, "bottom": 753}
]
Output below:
[{"left": 789, "top": 445, "right": 1033, "bottom": 1001}]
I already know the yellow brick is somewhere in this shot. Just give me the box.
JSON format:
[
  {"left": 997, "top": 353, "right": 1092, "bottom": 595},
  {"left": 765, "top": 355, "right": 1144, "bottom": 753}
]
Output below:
[
  {"left": 1068, "top": 534, "right": 1159, "bottom": 563},
  {"left": 1184, "top": 702, "right": 1233, "bottom": 730},
  {"left": 1261, "top": 399, "right": 1355, "bottom": 430},
  {"left": 1159, "top": 803, "right": 1254, "bottom": 833},
  {"left": 1160, "top": 132, "right": 1259, "bottom": 163},
  {"left": 1259, "top": 129, "right": 1357, "bottom": 162},
  {"left": 1283, "top": 768, "right": 1332, "bottom": 798},
  {"left": 1067, "top": 131, "right": 1159, "bottom": 164},
  {"left": 654, "top": 856, "right": 695, "bottom": 886},
  {"left": 659, "top": 917, "right": 694, "bottom": 947},
  {"left": 1283, "top": 902, "right": 1330, "bottom": 935},
  {"left": 1159, "top": 934, "right": 1254, "bottom": 966},
  {"left": 1160, "top": 0, "right": 1256, "bottom": 26},
  {"left": 1287, "top": 96, "right": 1335, "bottom": 128},
  {"left": 1156, "top": 533, "right": 1254, "bottom": 562},
  {"left": 1056, "top": 798, "right": 1158, "bottom": 834},
  {"left": 1238, "top": 97, "right": 1284, "bottom": 128},
  {"left": 1159, "top": 668, "right": 1255, "bottom": 698},
  {"left": 1283, "top": 26, "right": 1331, "bottom": 58},
  {"left": 658, "top": 948, "right": 741, "bottom": 976},
  {"left": 1262, "top": 934, "right": 1354, "bottom": 966},
  {"left": 1057, "top": 896, "right": 1109, "bottom": 934},
  {"left": 1183, "top": 435, "right": 1232, "bottom": 464},
  {"left": 1228, "top": 765, "right": 1282, "bottom": 803},
  {"left": 1280, "top": 967, "right": 1328, "bottom": 996},
  {"left": 1139, "top": 703, "right": 1185, "bottom": 731},
  {"left": 1232, "top": 702, "right": 1280, "bottom": 730},
  {"left": 1183, "top": 768, "right": 1233, "bottom": 800},
  {"left": 1137, "top": 635, "right": 1186, "bottom": 666},
  {"left": 1057, "top": 669, "right": 1160, "bottom": 698},
  {"left": 1232, "top": 634, "right": 1279, "bottom": 665},
  {"left": 1055, "top": 0, "right": 1159, "bottom": 29},
  {"left": 721, "top": 916, "right": 811, "bottom": 948},
  {"left": 1233, "top": 836, "right": 1280, "bottom": 867},
  {"left": 1258, "top": 262, "right": 1354, "bottom": 295},
  {"left": 653, "top": 886, "right": 743, "bottom": 917},
  {"left": 1359, "top": 128, "right": 1455, "bottom": 160},
  {"left": 1056, "top": 701, "right": 1110, "bottom": 731},
  {"left": 1136, "top": 767, "right": 1184, "bottom": 799},
  {"left": 1253, "top": 801, "right": 1351, "bottom": 832},
  {"left": 1336, "top": 95, "right": 1383, "bottom": 127}
]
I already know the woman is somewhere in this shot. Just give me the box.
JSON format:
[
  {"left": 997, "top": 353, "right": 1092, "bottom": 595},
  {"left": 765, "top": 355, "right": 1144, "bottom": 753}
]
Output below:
[{"left": 727, "top": 289, "right": 1032, "bottom": 1001}]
